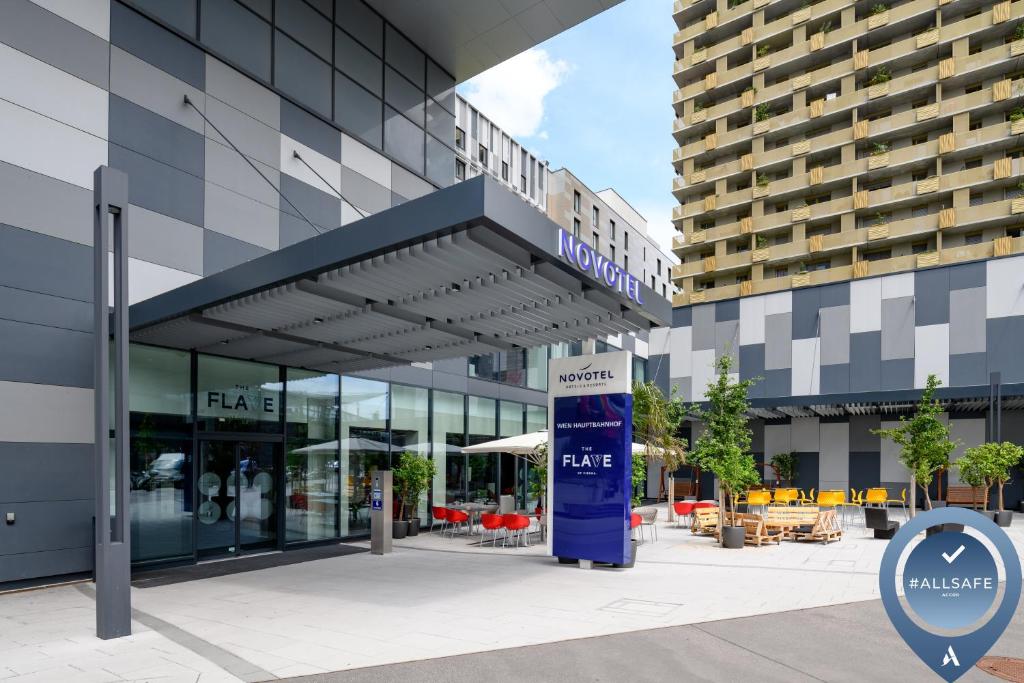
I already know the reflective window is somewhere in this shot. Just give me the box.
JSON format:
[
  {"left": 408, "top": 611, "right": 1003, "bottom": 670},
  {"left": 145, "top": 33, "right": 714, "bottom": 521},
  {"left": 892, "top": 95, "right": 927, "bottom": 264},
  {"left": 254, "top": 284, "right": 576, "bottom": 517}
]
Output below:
[
  {"left": 433, "top": 390, "right": 465, "bottom": 504},
  {"left": 200, "top": 0, "right": 271, "bottom": 81},
  {"left": 340, "top": 377, "right": 389, "bottom": 535},
  {"left": 285, "top": 370, "right": 339, "bottom": 543},
  {"left": 335, "top": 71, "right": 383, "bottom": 148},
  {"left": 426, "top": 136, "right": 454, "bottom": 188},
  {"left": 526, "top": 404, "right": 547, "bottom": 433},
  {"left": 335, "top": 27, "right": 382, "bottom": 95},
  {"left": 500, "top": 400, "right": 524, "bottom": 507},
  {"left": 526, "top": 346, "right": 548, "bottom": 391},
  {"left": 385, "top": 106, "right": 424, "bottom": 173},
  {"left": 197, "top": 355, "right": 281, "bottom": 433},
  {"left": 466, "top": 397, "right": 497, "bottom": 503},
  {"left": 274, "top": 30, "right": 332, "bottom": 117},
  {"left": 391, "top": 384, "right": 429, "bottom": 521}
]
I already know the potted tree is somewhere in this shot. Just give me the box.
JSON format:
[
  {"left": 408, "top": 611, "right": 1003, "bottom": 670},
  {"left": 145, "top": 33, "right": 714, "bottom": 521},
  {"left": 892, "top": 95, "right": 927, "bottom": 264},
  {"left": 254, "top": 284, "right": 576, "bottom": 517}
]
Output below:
[
  {"left": 393, "top": 451, "right": 436, "bottom": 537},
  {"left": 955, "top": 443, "right": 995, "bottom": 519},
  {"left": 982, "top": 442, "right": 1022, "bottom": 526},
  {"left": 632, "top": 381, "right": 688, "bottom": 521},
  {"left": 528, "top": 442, "right": 548, "bottom": 517},
  {"left": 769, "top": 452, "right": 797, "bottom": 486},
  {"left": 873, "top": 374, "right": 957, "bottom": 517},
  {"left": 689, "top": 355, "right": 761, "bottom": 549}
]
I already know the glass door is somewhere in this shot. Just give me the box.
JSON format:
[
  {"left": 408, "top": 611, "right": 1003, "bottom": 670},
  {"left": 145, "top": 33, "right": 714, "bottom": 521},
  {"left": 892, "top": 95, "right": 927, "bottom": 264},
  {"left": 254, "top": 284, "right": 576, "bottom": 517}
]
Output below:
[{"left": 197, "top": 441, "right": 280, "bottom": 557}]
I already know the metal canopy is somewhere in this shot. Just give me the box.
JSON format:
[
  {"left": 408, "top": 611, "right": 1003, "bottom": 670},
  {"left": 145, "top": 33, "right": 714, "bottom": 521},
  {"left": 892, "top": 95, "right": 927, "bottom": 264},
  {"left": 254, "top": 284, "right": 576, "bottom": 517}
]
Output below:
[{"left": 130, "top": 176, "right": 670, "bottom": 373}]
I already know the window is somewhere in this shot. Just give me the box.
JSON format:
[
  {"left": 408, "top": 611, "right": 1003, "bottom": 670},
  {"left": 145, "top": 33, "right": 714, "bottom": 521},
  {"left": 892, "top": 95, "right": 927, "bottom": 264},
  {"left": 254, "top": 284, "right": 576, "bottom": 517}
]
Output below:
[
  {"left": 651, "top": 275, "right": 656, "bottom": 289},
  {"left": 610, "top": 244, "right": 616, "bottom": 262},
  {"left": 478, "top": 144, "right": 487, "bottom": 167},
  {"left": 455, "top": 127, "right": 465, "bottom": 149},
  {"left": 455, "top": 159, "right": 466, "bottom": 180},
  {"left": 656, "top": 258, "right": 662, "bottom": 276},
  {"left": 965, "top": 83, "right": 982, "bottom": 94},
  {"left": 774, "top": 266, "right": 788, "bottom": 278},
  {"left": 970, "top": 192, "right": 984, "bottom": 206},
  {"left": 911, "top": 241, "right": 929, "bottom": 254},
  {"left": 865, "top": 249, "right": 890, "bottom": 262},
  {"left": 662, "top": 284, "right": 667, "bottom": 297},
  {"left": 624, "top": 232, "right": 629, "bottom": 250},
  {"left": 912, "top": 135, "right": 927, "bottom": 145},
  {"left": 964, "top": 157, "right": 982, "bottom": 170},
  {"left": 624, "top": 254, "right": 629, "bottom": 271},
  {"left": 592, "top": 232, "right": 600, "bottom": 250},
  {"left": 573, "top": 218, "right": 581, "bottom": 238},
  {"left": 807, "top": 260, "right": 830, "bottom": 271},
  {"left": 969, "top": 119, "right": 983, "bottom": 131},
  {"left": 912, "top": 171, "right": 927, "bottom": 182},
  {"left": 964, "top": 232, "right": 983, "bottom": 245},
  {"left": 592, "top": 206, "right": 599, "bottom": 227},
  {"left": 520, "top": 174, "right": 526, "bottom": 193},
  {"left": 573, "top": 190, "right": 581, "bottom": 213},
  {"left": 501, "top": 161, "right": 508, "bottom": 181},
  {"left": 610, "top": 220, "right": 616, "bottom": 240}
]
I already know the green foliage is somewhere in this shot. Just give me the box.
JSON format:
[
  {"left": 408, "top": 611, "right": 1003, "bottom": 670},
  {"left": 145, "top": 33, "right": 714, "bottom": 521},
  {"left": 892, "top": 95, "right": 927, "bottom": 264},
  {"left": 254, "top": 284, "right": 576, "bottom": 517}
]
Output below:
[
  {"left": 688, "top": 354, "right": 761, "bottom": 524},
  {"left": 633, "top": 381, "right": 689, "bottom": 507},
  {"left": 694, "top": 101, "right": 705, "bottom": 112},
  {"left": 631, "top": 449, "right": 648, "bottom": 508},
  {"left": 1014, "top": 22, "right": 1024, "bottom": 41},
  {"left": 872, "top": 374, "right": 957, "bottom": 510},
  {"left": 527, "top": 442, "right": 548, "bottom": 508},
  {"left": 871, "top": 141, "right": 889, "bottom": 155},
  {"left": 756, "top": 44, "right": 771, "bottom": 58},
  {"left": 874, "top": 212, "right": 888, "bottom": 226},
  {"left": 756, "top": 234, "right": 769, "bottom": 249},
  {"left": 770, "top": 452, "right": 798, "bottom": 484},
  {"left": 871, "top": 3, "right": 888, "bottom": 15},
  {"left": 392, "top": 451, "right": 437, "bottom": 521},
  {"left": 818, "top": 19, "right": 833, "bottom": 34},
  {"left": 958, "top": 442, "right": 1024, "bottom": 510},
  {"left": 754, "top": 103, "right": 772, "bottom": 122},
  {"left": 868, "top": 66, "right": 891, "bottom": 86},
  {"left": 756, "top": 173, "right": 769, "bottom": 187},
  {"left": 1010, "top": 108, "right": 1024, "bottom": 123}
]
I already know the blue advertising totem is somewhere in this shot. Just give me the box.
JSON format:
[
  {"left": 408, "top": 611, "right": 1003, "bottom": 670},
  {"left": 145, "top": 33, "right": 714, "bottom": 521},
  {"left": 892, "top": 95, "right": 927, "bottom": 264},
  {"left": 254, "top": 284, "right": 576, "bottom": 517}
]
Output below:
[{"left": 548, "top": 351, "right": 633, "bottom": 566}]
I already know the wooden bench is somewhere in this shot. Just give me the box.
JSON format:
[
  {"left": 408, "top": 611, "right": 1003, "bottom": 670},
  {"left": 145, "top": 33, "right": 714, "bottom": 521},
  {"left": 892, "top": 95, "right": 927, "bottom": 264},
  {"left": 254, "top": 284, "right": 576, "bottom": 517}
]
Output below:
[
  {"left": 945, "top": 485, "right": 986, "bottom": 509},
  {"left": 791, "top": 509, "right": 843, "bottom": 544},
  {"left": 735, "top": 513, "right": 783, "bottom": 546},
  {"left": 691, "top": 508, "right": 719, "bottom": 535},
  {"left": 765, "top": 506, "right": 820, "bottom": 539}
]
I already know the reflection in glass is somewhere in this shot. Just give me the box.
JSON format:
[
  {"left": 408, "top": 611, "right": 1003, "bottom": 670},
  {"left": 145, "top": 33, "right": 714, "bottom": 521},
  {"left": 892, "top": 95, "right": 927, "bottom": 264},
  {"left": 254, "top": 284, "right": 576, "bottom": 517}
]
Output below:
[
  {"left": 286, "top": 370, "right": 339, "bottom": 543},
  {"left": 499, "top": 400, "right": 524, "bottom": 508},
  {"left": 525, "top": 345, "right": 548, "bottom": 390},
  {"left": 391, "top": 384, "right": 429, "bottom": 521},
  {"left": 128, "top": 345, "right": 193, "bottom": 563},
  {"left": 340, "top": 376, "right": 389, "bottom": 535},
  {"left": 433, "top": 390, "right": 465, "bottom": 504},
  {"left": 466, "top": 396, "right": 497, "bottom": 503}
]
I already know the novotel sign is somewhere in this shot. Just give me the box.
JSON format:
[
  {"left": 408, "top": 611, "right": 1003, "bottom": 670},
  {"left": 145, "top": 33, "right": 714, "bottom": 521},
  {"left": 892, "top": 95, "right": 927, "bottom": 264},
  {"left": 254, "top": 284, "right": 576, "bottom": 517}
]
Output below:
[{"left": 557, "top": 229, "right": 644, "bottom": 305}]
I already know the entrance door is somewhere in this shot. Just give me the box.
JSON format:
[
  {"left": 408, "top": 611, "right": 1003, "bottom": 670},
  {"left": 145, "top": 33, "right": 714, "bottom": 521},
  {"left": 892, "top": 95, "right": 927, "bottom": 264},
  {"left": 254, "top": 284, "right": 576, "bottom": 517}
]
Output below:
[{"left": 197, "top": 441, "right": 280, "bottom": 557}]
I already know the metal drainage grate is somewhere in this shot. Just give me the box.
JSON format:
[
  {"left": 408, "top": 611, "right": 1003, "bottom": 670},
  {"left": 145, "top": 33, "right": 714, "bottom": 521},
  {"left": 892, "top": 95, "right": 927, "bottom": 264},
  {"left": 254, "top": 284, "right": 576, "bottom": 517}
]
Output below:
[
  {"left": 600, "top": 598, "right": 683, "bottom": 617},
  {"left": 977, "top": 657, "right": 1024, "bottom": 682}
]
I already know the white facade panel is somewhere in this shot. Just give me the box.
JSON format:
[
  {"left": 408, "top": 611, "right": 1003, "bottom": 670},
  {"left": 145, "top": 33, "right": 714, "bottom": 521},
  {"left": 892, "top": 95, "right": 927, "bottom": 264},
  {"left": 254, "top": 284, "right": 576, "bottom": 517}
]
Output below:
[
  {"left": 669, "top": 326, "right": 692, "bottom": 379},
  {"left": 690, "top": 348, "right": 716, "bottom": 401},
  {"left": 790, "top": 417, "right": 820, "bottom": 452},
  {"left": 986, "top": 255, "right": 1024, "bottom": 318},
  {"left": 281, "top": 133, "right": 341, "bottom": 194},
  {"left": 0, "top": 98, "right": 106, "bottom": 189},
  {"left": 763, "top": 291, "right": 792, "bottom": 315},
  {"left": 879, "top": 419, "right": 911, "bottom": 483},
  {"left": 739, "top": 295, "right": 766, "bottom": 345},
  {"left": 342, "top": 133, "right": 391, "bottom": 189},
  {"left": 850, "top": 277, "right": 882, "bottom": 333},
  {"left": 880, "top": 272, "right": 914, "bottom": 300},
  {"left": 914, "top": 323, "right": 949, "bottom": 388}
]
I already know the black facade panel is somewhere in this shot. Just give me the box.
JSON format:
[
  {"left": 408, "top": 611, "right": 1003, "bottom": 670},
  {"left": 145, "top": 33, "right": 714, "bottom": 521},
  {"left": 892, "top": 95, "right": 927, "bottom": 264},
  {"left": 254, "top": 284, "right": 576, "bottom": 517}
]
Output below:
[
  {"left": 793, "top": 452, "right": 819, "bottom": 493},
  {"left": 849, "top": 451, "right": 881, "bottom": 494},
  {"left": 0, "top": 225, "right": 92, "bottom": 302},
  {"left": 739, "top": 343, "right": 765, "bottom": 398},
  {"left": 0, "top": 443, "right": 94, "bottom": 503},
  {"left": 791, "top": 286, "right": 820, "bottom": 339},
  {"left": 914, "top": 267, "right": 950, "bottom": 326},
  {"left": 204, "top": 230, "right": 271, "bottom": 276},
  {"left": 109, "top": 146, "right": 205, "bottom": 227},
  {"left": 849, "top": 331, "right": 882, "bottom": 394},
  {"left": 0, "top": 319, "right": 93, "bottom": 387},
  {"left": 109, "top": 95, "right": 205, "bottom": 177}
]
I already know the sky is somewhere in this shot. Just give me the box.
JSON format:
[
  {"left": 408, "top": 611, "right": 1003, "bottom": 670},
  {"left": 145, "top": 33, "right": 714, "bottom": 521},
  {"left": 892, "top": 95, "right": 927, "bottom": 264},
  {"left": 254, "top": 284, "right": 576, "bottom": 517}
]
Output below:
[{"left": 459, "top": 0, "right": 678, "bottom": 261}]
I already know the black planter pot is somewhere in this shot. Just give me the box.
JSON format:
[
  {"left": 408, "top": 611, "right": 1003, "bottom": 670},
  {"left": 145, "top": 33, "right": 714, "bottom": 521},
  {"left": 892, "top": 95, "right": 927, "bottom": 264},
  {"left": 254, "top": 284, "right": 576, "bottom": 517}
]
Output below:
[
  {"left": 722, "top": 525, "right": 745, "bottom": 549},
  {"left": 977, "top": 510, "right": 997, "bottom": 522},
  {"left": 1018, "top": 501, "right": 1024, "bottom": 514},
  {"left": 930, "top": 501, "right": 947, "bottom": 509},
  {"left": 392, "top": 520, "right": 409, "bottom": 539},
  {"left": 925, "top": 522, "right": 964, "bottom": 537},
  {"left": 995, "top": 510, "right": 1013, "bottom": 527},
  {"left": 407, "top": 518, "right": 420, "bottom": 536}
]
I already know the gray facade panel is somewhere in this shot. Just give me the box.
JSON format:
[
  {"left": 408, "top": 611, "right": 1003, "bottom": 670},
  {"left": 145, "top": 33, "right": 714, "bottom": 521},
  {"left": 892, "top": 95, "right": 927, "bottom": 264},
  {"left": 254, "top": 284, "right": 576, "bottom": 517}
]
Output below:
[
  {"left": 385, "top": 24, "right": 424, "bottom": 89},
  {"left": 0, "top": 163, "right": 92, "bottom": 246},
  {"left": 427, "top": 60, "right": 455, "bottom": 114},
  {"left": 496, "top": 383, "right": 547, "bottom": 406},
  {"left": 279, "top": 174, "right": 341, "bottom": 230},
  {"left": 764, "top": 312, "right": 792, "bottom": 370},
  {"left": 649, "top": 353, "right": 668, "bottom": 393},
  {"left": 948, "top": 260, "right": 986, "bottom": 291},
  {"left": 275, "top": 0, "right": 332, "bottom": 62},
  {"left": 0, "top": 319, "right": 92, "bottom": 387},
  {"left": 672, "top": 307, "right": 692, "bottom": 327},
  {"left": 0, "top": 443, "right": 93, "bottom": 502},
  {"left": 820, "top": 363, "right": 850, "bottom": 394},
  {"left": 818, "top": 282, "right": 850, "bottom": 309},
  {"left": 128, "top": 0, "right": 197, "bottom": 36},
  {"left": 432, "top": 369, "right": 469, "bottom": 395},
  {"left": 1, "top": 499, "right": 93, "bottom": 556},
  {"left": 385, "top": 67, "right": 425, "bottom": 127},
  {"left": 334, "top": 71, "right": 384, "bottom": 149},
  {"left": 0, "top": 0, "right": 110, "bottom": 89},
  {"left": 280, "top": 212, "right": 321, "bottom": 248},
  {"left": 880, "top": 358, "right": 914, "bottom": 391},
  {"left": 690, "top": 304, "right": 715, "bottom": 350},
  {"left": 109, "top": 95, "right": 206, "bottom": 177},
  {"left": 0, "top": 224, "right": 91, "bottom": 302},
  {"left": 0, "top": 286, "right": 92, "bottom": 333},
  {"left": 715, "top": 298, "right": 739, "bottom": 322},
  {"left": 987, "top": 316, "right": 1024, "bottom": 384},
  {"left": 791, "top": 286, "right": 820, "bottom": 340},
  {"left": 465, "top": 377, "right": 501, "bottom": 400},
  {"left": 914, "top": 267, "right": 950, "bottom": 326},
  {"left": 335, "top": 27, "right": 382, "bottom": 96},
  {"left": 881, "top": 296, "right": 914, "bottom": 360},
  {"left": 849, "top": 414, "right": 881, "bottom": 452},
  {"left": 949, "top": 352, "right": 988, "bottom": 387},
  {"left": 739, "top": 344, "right": 765, "bottom": 398},
  {"left": 109, "top": 146, "right": 205, "bottom": 227},
  {"left": 849, "top": 451, "right": 881, "bottom": 493},
  {"left": 341, "top": 168, "right": 391, "bottom": 214},
  {"left": 281, "top": 99, "right": 341, "bottom": 162},
  {"left": 1, "top": 546, "right": 93, "bottom": 582},
  {"left": 764, "top": 368, "right": 791, "bottom": 397},
  {"left": 949, "top": 287, "right": 986, "bottom": 355},
  {"left": 203, "top": 230, "right": 271, "bottom": 276},
  {"left": 390, "top": 163, "right": 432, "bottom": 201},
  {"left": 387, "top": 364, "right": 435, "bottom": 387},
  {"left": 673, "top": 376, "right": 692, "bottom": 401},
  {"left": 203, "top": 98, "right": 281, "bottom": 170},
  {"left": 111, "top": 1, "right": 205, "bottom": 89},
  {"left": 384, "top": 106, "right": 425, "bottom": 174},
  {"left": 714, "top": 320, "right": 739, "bottom": 366},
  {"left": 819, "top": 305, "right": 850, "bottom": 366},
  {"left": 849, "top": 331, "right": 881, "bottom": 394}
]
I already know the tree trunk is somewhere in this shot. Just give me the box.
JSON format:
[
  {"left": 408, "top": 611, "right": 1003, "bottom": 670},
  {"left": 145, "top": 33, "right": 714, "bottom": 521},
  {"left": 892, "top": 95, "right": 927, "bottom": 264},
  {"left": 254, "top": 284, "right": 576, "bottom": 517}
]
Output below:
[
  {"left": 667, "top": 474, "right": 676, "bottom": 522},
  {"left": 718, "top": 484, "right": 726, "bottom": 547},
  {"left": 998, "top": 481, "right": 1005, "bottom": 512},
  {"left": 922, "top": 482, "right": 932, "bottom": 511},
  {"left": 909, "top": 475, "right": 916, "bottom": 518}
]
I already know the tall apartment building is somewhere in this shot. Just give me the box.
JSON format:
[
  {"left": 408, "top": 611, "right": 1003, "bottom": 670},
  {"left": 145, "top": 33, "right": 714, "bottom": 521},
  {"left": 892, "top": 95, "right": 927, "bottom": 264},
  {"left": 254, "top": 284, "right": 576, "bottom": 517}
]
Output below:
[
  {"left": 548, "top": 167, "right": 677, "bottom": 301},
  {"left": 670, "top": 0, "right": 1024, "bottom": 306},
  {"left": 454, "top": 93, "right": 549, "bottom": 212}
]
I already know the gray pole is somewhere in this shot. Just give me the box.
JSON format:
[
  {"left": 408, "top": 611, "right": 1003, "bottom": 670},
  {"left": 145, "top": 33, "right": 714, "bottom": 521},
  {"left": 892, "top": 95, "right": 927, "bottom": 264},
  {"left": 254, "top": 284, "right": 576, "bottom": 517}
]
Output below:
[{"left": 94, "top": 166, "right": 132, "bottom": 639}]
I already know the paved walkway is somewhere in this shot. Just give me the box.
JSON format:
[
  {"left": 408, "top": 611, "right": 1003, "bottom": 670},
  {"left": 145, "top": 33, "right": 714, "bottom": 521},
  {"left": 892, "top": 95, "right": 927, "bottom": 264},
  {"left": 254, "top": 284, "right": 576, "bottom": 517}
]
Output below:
[{"left": 0, "top": 509, "right": 1020, "bottom": 682}]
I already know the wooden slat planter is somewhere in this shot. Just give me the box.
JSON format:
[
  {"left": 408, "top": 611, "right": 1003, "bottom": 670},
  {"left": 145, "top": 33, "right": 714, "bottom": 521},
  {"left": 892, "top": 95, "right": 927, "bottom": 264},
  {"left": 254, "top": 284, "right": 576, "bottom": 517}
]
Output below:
[
  {"left": 792, "top": 7, "right": 810, "bottom": 24},
  {"left": 939, "top": 132, "right": 956, "bottom": 154},
  {"left": 810, "top": 32, "right": 825, "bottom": 51},
  {"left": 690, "top": 170, "right": 707, "bottom": 184},
  {"left": 916, "top": 176, "right": 939, "bottom": 194},
  {"left": 752, "top": 247, "right": 770, "bottom": 262},
  {"left": 705, "top": 11, "right": 718, "bottom": 29},
  {"left": 704, "top": 133, "right": 717, "bottom": 150},
  {"left": 690, "top": 229, "right": 706, "bottom": 243},
  {"left": 792, "top": 140, "right": 810, "bottom": 156},
  {"left": 703, "top": 255, "right": 717, "bottom": 272},
  {"left": 994, "top": 158, "right": 1012, "bottom": 180},
  {"left": 916, "top": 28, "right": 938, "bottom": 48},
  {"left": 673, "top": 205, "right": 684, "bottom": 221},
  {"left": 868, "top": 152, "right": 890, "bottom": 170},
  {"left": 691, "top": 47, "right": 707, "bottom": 64},
  {"left": 868, "top": 10, "right": 889, "bottom": 29},
  {"left": 741, "top": 89, "right": 756, "bottom": 107},
  {"left": 854, "top": 50, "right": 869, "bottom": 70},
  {"left": 703, "top": 195, "right": 717, "bottom": 211},
  {"left": 938, "top": 58, "right": 955, "bottom": 79},
  {"left": 916, "top": 103, "right": 938, "bottom": 121},
  {"left": 810, "top": 98, "right": 824, "bottom": 118},
  {"left": 792, "top": 74, "right": 811, "bottom": 90},
  {"left": 1012, "top": 40, "right": 1024, "bottom": 57},
  {"left": 808, "top": 235, "right": 823, "bottom": 252},
  {"left": 690, "top": 290, "right": 706, "bottom": 303},
  {"left": 992, "top": 1, "right": 1011, "bottom": 23},
  {"left": 742, "top": 27, "right": 754, "bottom": 45},
  {"left": 791, "top": 273, "right": 811, "bottom": 287},
  {"left": 853, "top": 261, "right": 869, "bottom": 278},
  {"left": 994, "top": 237, "right": 1013, "bottom": 257},
  {"left": 1012, "top": 198, "right": 1024, "bottom": 215},
  {"left": 791, "top": 206, "right": 810, "bottom": 222},
  {"left": 754, "top": 56, "right": 771, "bottom": 71},
  {"left": 705, "top": 72, "right": 718, "bottom": 90},
  {"left": 753, "top": 120, "right": 770, "bottom": 135},
  {"left": 691, "top": 109, "right": 707, "bottom": 124},
  {"left": 741, "top": 154, "right": 754, "bottom": 171},
  {"left": 740, "top": 217, "right": 753, "bottom": 233},
  {"left": 1012, "top": 119, "right": 1024, "bottom": 135},
  {"left": 753, "top": 184, "right": 770, "bottom": 198},
  {"left": 810, "top": 166, "right": 823, "bottom": 185},
  {"left": 916, "top": 252, "right": 940, "bottom": 268},
  {"left": 753, "top": 0, "right": 769, "bottom": 7},
  {"left": 868, "top": 224, "right": 889, "bottom": 240},
  {"left": 939, "top": 208, "right": 955, "bottom": 230},
  {"left": 993, "top": 79, "right": 1011, "bottom": 101},
  {"left": 854, "top": 190, "right": 869, "bottom": 209},
  {"left": 739, "top": 281, "right": 753, "bottom": 296},
  {"left": 868, "top": 82, "right": 890, "bottom": 99}
]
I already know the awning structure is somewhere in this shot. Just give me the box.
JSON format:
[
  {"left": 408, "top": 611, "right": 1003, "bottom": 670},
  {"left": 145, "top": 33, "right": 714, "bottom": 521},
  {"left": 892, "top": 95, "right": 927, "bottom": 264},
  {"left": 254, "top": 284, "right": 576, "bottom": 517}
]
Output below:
[{"left": 130, "top": 176, "right": 670, "bottom": 373}]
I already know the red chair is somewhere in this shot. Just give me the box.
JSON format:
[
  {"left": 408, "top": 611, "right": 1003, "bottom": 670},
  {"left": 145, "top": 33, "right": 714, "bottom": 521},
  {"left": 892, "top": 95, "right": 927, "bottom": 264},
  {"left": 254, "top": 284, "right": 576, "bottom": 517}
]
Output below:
[
  {"left": 502, "top": 513, "right": 532, "bottom": 547},
  {"left": 430, "top": 506, "right": 448, "bottom": 534},
  {"left": 479, "top": 512, "right": 505, "bottom": 546},
  {"left": 630, "top": 512, "right": 643, "bottom": 543},
  {"left": 673, "top": 501, "right": 695, "bottom": 528},
  {"left": 446, "top": 509, "right": 469, "bottom": 537},
  {"left": 693, "top": 501, "right": 717, "bottom": 510}
]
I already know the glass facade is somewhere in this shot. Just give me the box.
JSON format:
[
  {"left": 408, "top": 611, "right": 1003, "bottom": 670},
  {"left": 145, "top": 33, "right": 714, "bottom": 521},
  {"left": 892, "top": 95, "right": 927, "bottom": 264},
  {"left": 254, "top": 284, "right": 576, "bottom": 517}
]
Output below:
[
  {"left": 465, "top": 397, "right": 497, "bottom": 503},
  {"left": 434, "top": 390, "right": 465, "bottom": 504},
  {"left": 390, "top": 384, "right": 429, "bottom": 521},
  {"left": 339, "top": 376, "right": 388, "bottom": 536},
  {"left": 285, "top": 369, "right": 339, "bottom": 543}
]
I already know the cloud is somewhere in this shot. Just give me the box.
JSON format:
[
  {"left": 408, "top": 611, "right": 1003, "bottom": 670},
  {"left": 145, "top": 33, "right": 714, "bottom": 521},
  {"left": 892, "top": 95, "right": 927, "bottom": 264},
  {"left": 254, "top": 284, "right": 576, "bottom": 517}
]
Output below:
[{"left": 460, "top": 49, "right": 572, "bottom": 139}]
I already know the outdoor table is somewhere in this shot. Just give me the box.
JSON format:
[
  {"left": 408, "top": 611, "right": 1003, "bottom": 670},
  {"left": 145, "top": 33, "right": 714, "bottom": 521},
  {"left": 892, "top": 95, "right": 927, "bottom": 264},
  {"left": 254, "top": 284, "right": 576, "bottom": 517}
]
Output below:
[{"left": 448, "top": 502, "right": 498, "bottom": 534}]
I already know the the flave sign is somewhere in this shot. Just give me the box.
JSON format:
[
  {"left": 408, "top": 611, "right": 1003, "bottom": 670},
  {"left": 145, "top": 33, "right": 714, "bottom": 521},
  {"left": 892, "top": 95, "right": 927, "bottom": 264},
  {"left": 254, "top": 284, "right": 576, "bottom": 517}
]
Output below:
[{"left": 557, "top": 229, "right": 644, "bottom": 305}]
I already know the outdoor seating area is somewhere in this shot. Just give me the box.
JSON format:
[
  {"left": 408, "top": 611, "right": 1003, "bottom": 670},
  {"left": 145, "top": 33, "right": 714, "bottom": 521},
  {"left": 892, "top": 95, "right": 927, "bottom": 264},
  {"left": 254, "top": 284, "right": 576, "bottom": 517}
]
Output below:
[{"left": 430, "top": 504, "right": 545, "bottom": 549}]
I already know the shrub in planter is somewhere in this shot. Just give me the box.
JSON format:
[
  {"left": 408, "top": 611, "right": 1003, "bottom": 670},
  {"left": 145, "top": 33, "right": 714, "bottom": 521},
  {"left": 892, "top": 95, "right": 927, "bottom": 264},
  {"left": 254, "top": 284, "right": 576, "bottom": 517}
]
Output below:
[
  {"left": 392, "top": 451, "right": 437, "bottom": 537},
  {"left": 867, "top": 67, "right": 891, "bottom": 86},
  {"left": 871, "top": 3, "right": 888, "bottom": 15},
  {"left": 957, "top": 441, "right": 1023, "bottom": 527}
]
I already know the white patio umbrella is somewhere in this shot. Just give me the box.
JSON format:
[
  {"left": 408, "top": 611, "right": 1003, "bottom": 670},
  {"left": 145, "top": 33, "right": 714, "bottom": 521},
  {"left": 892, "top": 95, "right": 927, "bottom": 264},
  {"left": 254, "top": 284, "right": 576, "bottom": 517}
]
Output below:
[
  {"left": 290, "top": 437, "right": 390, "bottom": 454},
  {"left": 460, "top": 430, "right": 660, "bottom": 456}
]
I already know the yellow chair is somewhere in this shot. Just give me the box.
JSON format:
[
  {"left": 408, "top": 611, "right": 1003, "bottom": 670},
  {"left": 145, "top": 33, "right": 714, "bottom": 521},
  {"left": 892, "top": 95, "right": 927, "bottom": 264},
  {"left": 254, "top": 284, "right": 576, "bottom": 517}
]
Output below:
[
  {"left": 864, "top": 488, "right": 888, "bottom": 507},
  {"left": 800, "top": 488, "right": 817, "bottom": 505},
  {"left": 886, "top": 488, "right": 908, "bottom": 519},
  {"left": 747, "top": 489, "right": 771, "bottom": 514}
]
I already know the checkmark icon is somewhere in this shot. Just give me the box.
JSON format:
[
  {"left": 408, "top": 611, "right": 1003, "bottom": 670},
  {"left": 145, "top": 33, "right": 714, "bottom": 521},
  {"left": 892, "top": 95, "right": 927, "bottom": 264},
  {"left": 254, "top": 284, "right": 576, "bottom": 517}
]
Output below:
[{"left": 942, "top": 544, "right": 966, "bottom": 564}]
